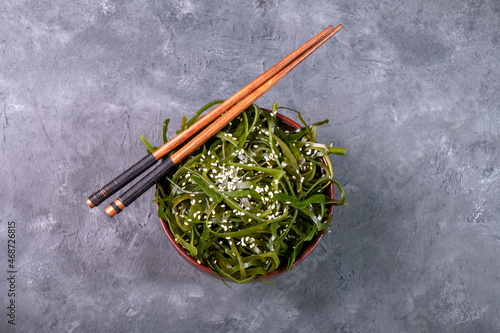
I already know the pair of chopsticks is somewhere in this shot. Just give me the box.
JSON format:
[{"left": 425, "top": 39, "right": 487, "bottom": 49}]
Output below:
[{"left": 86, "top": 24, "right": 342, "bottom": 217}]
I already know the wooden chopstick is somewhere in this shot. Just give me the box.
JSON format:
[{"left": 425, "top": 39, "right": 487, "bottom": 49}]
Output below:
[
  {"left": 86, "top": 25, "right": 338, "bottom": 209},
  {"left": 104, "top": 24, "right": 342, "bottom": 217}
]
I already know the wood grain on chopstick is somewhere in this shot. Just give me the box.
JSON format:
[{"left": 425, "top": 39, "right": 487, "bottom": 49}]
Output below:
[{"left": 151, "top": 25, "right": 337, "bottom": 160}]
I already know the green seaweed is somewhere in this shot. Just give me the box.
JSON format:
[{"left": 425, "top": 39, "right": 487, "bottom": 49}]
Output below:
[{"left": 150, "top": 101, "right": 346, "bottom": 283}]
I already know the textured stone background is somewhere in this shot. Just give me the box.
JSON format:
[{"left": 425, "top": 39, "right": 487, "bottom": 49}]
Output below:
[{"left": 1, "top": 0, "right": 499, "bottom": 332}]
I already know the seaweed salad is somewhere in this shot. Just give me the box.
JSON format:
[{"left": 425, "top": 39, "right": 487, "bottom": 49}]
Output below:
[{"left": 142, "top": 100, "right": 346, "bottom": 284}]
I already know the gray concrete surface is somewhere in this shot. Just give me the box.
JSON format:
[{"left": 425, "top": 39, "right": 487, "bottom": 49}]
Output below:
[{"left": 1, "top": 0, "right": 499, "bottom": 332}]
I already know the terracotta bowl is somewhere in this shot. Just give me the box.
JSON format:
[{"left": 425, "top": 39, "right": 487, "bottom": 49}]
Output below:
[{"left": 158, "top": 112, "right": 335, "bottom": 280}]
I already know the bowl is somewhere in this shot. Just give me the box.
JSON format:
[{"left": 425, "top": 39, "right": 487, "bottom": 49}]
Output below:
[{"left": 157, "top": 112, "right": 335, "bottom": 281}]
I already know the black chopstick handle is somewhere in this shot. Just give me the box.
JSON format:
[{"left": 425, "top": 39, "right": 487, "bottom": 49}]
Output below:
[
  {"left": 105, "top": 157, "right": 177, "bottom": 217},
  {"left": 86, "top": 154, "right": 158, "bottom": 208}
]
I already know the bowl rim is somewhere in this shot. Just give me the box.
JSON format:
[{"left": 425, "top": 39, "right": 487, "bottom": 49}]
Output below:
[{"left": 157, "top": 111, "right": 335, "bottom": 281}]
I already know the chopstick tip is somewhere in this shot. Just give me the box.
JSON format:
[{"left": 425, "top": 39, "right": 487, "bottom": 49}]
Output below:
[{"left": 86, "top": 198, "right": 95, "bottom": 208}]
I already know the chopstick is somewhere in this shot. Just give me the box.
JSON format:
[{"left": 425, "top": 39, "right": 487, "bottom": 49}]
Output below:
[
  {"left": 103, "top": 24, "right": 342, "bottom": 217},
  {"left": 85, "top": 25, "right": 339, "bottom": 209}
]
